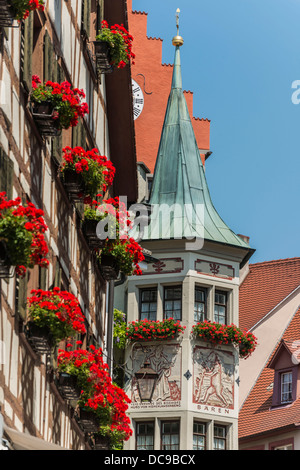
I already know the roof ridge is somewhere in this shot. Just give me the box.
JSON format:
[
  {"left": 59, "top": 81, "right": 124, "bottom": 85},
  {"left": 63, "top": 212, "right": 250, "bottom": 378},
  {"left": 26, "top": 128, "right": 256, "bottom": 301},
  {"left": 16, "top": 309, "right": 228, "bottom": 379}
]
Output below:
[{"left": 249, "top": 257, "right": 300, "bottom": 268}]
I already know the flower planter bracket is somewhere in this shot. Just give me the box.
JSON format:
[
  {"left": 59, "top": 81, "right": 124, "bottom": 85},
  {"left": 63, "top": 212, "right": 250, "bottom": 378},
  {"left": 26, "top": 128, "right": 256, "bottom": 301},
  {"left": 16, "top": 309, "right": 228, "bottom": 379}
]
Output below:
[
  {"left": 93, "top": 41, "right": 113, "bottom": 75},
  {"left": 31, "top": 102, "right": 61, "bottom": 138},
  {"left": 61, "top": 170, "right": 85, "bottom": 203},
  {"left": 0, "top": 0, "right": 16, "bottom": 27},
  {"left": 92, "top": 435, "right": 110, "bottom": 450},
  {"left": 76, "top": 409, "right": 100, "bottom": 433},
  {"left": 82, "top": 220, "right": 105, "bottom": 249},
  {"left": 25, "top": 322, "right": 53, "bottom": 355},
  {"left": 0, "top": 240, "right": 14, "bottom": 278},
  {"left": 56, "top": 372, "right": 81, "bottom": 401},
  {"left": 98, "top": 255, "right": 119, "bottom": 281}
]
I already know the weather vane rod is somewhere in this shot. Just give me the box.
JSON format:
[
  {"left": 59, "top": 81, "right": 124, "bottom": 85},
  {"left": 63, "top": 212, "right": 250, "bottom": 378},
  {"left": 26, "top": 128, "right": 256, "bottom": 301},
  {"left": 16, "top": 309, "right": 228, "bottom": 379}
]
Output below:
[
  {"left": 172, "top": 8, "right": 184, "bottom": 47},
  {"left": 176, "top": 8, "right": 180, "bottom": 35}
]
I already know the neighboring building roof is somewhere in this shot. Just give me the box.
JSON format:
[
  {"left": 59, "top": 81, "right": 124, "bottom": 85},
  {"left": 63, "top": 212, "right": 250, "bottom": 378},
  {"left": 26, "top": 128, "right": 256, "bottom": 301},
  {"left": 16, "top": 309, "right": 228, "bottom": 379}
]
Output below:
[
  {"left": 141, "top": 43, "right": 250, "bottom": 251},
  {"left": 239, "top": 257, "right": 300, "bottom": 331},
  {"left": 238, "top": 308, "right": 300, "bottom": 441}
]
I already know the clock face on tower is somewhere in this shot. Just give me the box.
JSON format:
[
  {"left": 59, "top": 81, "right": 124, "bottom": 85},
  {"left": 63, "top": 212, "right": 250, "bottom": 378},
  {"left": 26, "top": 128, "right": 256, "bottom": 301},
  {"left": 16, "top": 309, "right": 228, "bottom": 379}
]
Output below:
[{"left": 132, "top": 79, "right": 144, "bottom": 120}]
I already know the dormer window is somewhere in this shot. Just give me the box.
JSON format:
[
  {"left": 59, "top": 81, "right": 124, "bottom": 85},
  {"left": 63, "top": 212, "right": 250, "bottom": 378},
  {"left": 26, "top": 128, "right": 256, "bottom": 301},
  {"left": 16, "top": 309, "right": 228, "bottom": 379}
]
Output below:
[
  {"left": 267, "top": 340, "right": 300, "bottom": 407},
  {"left": 280, "top": 371, "right": 293, "bottom": 404}
]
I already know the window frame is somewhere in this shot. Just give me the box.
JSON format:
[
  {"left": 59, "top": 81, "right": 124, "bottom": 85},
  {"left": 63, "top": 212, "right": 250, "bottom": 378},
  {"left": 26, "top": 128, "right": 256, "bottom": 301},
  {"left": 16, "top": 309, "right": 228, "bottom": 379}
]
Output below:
[
  {"left": 139, "top": 287, "right": 158, "bottom": 321},
  {"left": 272, "top": 366, "right": 297, "bottom": 407},
  {"left": 163, "top": 285, "right": 182, "bottom": 321},
  {"left": 135, "top": 421, "right": 155, "bottom": 450}
]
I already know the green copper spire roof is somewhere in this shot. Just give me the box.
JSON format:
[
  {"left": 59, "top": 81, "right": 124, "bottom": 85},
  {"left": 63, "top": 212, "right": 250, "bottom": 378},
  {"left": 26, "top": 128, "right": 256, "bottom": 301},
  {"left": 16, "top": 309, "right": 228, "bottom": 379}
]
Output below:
[{"left": 141, "top": 40, "right": 250, "bottom": 251}]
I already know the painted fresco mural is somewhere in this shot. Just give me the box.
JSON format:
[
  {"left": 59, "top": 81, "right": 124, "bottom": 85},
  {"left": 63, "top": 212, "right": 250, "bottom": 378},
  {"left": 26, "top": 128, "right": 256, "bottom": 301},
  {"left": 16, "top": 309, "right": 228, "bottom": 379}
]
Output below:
[
  {"left": 193, "top": 346, "right": 235, "bottom": 410},
  {"left": 129, "top": 343, "right": 182, "bottom": 409}
]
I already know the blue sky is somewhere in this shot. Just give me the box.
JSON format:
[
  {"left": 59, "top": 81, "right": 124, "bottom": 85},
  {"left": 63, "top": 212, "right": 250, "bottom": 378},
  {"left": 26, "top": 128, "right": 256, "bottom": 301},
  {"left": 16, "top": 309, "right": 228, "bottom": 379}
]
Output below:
[{"left": 132, "top": 0, "right": 300, "bottom": 264}]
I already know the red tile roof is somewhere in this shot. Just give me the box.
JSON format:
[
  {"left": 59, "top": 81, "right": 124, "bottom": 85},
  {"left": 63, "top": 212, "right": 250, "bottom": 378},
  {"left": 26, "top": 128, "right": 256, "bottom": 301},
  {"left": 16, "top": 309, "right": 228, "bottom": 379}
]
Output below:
[
  {"left": 238, "top": 308, "right": 300, "bottom": 440},
  {"left": 239, "top": 258, "right": 300, "bottom": 331}
]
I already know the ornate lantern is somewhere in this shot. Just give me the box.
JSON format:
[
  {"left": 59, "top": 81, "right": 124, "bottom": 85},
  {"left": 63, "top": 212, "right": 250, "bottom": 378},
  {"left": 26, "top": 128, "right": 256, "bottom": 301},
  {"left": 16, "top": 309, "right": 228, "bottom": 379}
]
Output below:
[{"left": 135, "top": 360, "right": 158, "bottom": 403}]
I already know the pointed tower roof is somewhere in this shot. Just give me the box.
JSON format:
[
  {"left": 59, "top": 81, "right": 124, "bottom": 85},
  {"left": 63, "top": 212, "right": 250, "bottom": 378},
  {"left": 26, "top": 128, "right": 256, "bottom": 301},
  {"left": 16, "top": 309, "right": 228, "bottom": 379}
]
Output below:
[{"left": 140, "top": 17, "right": 253, "bottom": 259}]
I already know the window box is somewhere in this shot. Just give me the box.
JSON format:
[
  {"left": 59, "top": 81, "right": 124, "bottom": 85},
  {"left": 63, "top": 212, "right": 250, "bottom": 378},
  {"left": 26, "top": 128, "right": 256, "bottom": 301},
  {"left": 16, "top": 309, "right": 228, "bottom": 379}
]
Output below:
[
  {"left": 31, "top": 101, "right": 62, "bottom": 138},
  {"left": 126, "top": 318, "right": 185, "bottom": 342},
  {"left": 0, "top": 0, "right": 14, "bottom": 27},
  {"left": 93, "top": 41, "right": 113, "bottom": 75},
  {"left": 25, "top": 321, "right": 54, "bottom": 355},
  {"left": 56, "top": 372, "right": 81, "bottom": 401}
]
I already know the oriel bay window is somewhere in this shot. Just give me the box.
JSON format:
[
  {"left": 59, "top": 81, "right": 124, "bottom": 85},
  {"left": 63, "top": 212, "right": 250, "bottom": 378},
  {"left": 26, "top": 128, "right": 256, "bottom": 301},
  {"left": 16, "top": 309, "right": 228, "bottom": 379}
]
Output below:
[
  {"left": 161, "top": 421, "right": 180, "bottom": 450},
  {"left": 139, "top": 288, "right": 157, "bottom": 321},
  {"left": 164, "top": 286, "right": 182, "bottom": 321},
  {"left": 214, "top": 291, "right": 227, "bottom": 324},
  {"left": 194, "top": 286, "right": 206, "bottom": 322},
  {"left": 136, "top": 422, "right": 154, "bottom": 450}
]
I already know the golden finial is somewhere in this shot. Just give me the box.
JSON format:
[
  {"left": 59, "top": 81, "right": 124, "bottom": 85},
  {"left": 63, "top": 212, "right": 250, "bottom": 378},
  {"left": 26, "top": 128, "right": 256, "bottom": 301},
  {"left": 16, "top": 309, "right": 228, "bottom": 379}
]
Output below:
[{"left": 172, "top": 8, "right": 184, "bottom": 46}]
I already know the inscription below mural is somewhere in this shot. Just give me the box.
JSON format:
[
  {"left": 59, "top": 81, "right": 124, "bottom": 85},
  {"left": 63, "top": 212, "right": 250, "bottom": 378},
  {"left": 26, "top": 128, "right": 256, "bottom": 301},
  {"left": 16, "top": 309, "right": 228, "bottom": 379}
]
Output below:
[
  {"left": 130, "top": 344, "right": 182, "bottom": 407},
  {"left": 193, "top": 347, "right": 235, "bottom": 410}
]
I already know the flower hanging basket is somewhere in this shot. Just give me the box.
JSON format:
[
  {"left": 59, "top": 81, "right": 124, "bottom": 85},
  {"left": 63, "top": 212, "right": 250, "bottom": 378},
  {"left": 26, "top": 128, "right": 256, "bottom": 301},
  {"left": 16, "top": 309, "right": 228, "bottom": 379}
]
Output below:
[
  {"left": 93, "top": 41, "right": 113, "bottom": 75},
  {"left": 61, "top": 169, "right": 86, "bottom": 203},
  {"left": 56, "top": 372, "right": 82, "bottom": 401},
  {"left": 25, "top": 321, "right": 54, "bottom": 355},
  {"left": 82, "top": 219, "right": 105, "bottom": 249},
  {"left": 98, "top": 254, "right": 120, "bottom": 281},
  {"left": 76, "top": 408, "right": 100, "bottom": 433},
  {"left": 0, "top": 240, "right": 13, "bottom": 278},
  {"left": 31, "top": 101, "right": 62, "bottom": 137},
  {"left": 0, "top": 0, "right": 15, "bottom": 27}
]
